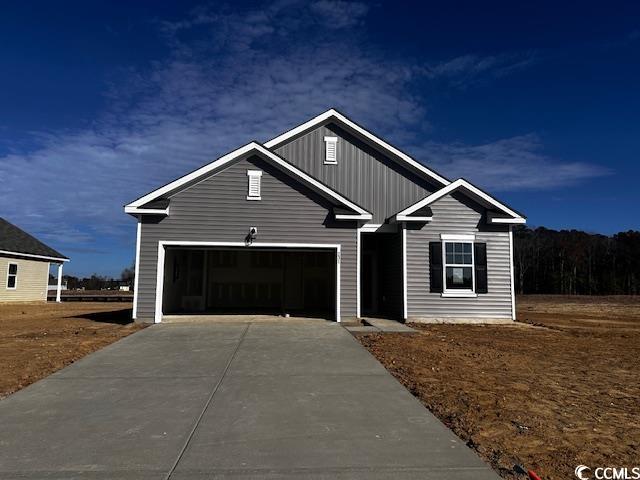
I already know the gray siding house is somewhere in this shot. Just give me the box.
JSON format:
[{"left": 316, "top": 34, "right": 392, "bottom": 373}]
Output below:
[{"left": 125, "top": 109, "right": 525, "bottom": 324}]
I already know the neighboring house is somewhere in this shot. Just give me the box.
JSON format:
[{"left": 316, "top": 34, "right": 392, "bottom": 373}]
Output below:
[
  {"left": 0, "top": 218, "right": 69, "bottom": 303},
  {"left": 125, "top": 109, "right": 525, "bottom": 324}
]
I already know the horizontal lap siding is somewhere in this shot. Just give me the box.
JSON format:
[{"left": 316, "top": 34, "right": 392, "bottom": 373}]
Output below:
[
  {"left": 274, "top": 123, "right": 438, "bottom": 223},
  {"left": 0, "top": 256, "right": 48, "bottom": 302},
  {"left": 406, "top": 194, "right": 512, "bottom": 319},
  {"left": 136, "top": 156, "right": 357, "bottom": 322}
]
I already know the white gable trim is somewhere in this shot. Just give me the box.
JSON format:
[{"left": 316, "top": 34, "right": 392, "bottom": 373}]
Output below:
[
  {"left": 395, "top": 215, "right": 433, "bottom": 222},
  {"left": 0, "top": 249, "right": 69, "bottom": 263},
  {"left": 125, "top": 141, "right": 371, "bottom": 220},
  {"left": 395, "top": 178, "right": 525, "bottom": 224},
  {"left": 264, "top": 109, "right": 450, "bottom": 186},
  {"left": 124, "top": 207, "right": 169, "bottom": 215}
]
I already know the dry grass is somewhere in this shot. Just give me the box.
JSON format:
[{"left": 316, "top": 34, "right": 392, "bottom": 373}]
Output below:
[
  {"left": 0, "top": 302, "right": 145, "bottom": 399},
  {"left": 356, "top": 296, "right": 640, "bottom": 479}
]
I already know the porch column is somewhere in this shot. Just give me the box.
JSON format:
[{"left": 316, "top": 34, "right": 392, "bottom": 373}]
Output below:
[{"left": 56, "top": 263, "right": 63, "bottom": 302}]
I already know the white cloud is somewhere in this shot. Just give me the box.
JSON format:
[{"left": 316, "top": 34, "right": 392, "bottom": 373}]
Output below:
[
  {"left": 309, "top": 0, "right": 370, "bottom": 29},
  {"left": 0, "top": 0, "right": 607, "bottom": 257},
  {"left": 414, "top": 134, "right": 611, "bottom": 190},
  {"left": 421, "top": 52, "right": 537, "bottom": 88}
]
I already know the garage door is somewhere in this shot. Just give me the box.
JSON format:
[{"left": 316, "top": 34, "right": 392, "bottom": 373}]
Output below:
[{"left": 162, "top": 247, "right": 336, "bottom": 319}]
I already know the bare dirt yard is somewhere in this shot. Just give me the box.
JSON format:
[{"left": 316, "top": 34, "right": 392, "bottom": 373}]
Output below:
[
  {"left": 356, "top": 296, "right": 640, "bottom": 480},
  {"left": 0, "top": 302, "right": 145, "bottom": 399}
]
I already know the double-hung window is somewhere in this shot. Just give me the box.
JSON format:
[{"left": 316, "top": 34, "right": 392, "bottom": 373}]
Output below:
[
  {"left": 429, "top": 234, "right": 487, "bottom": 297},
  {"left": 444, "top": 242, "right": 473, "bottom": 291},
  {"left": 441, "top": 234, "right": 476, "bottom": 296},
  {"left": 6, "top": 263, "right": 18, "bottom": 289}
]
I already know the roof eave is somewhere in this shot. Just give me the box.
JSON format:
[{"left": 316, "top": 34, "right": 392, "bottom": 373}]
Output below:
[
  {"left": 124, "top": 206, "right": 170, "bottom": 216},
  {"left": 396, "top": 178, "right": 526, "bottom": 222},
  {"left": 0, "top": 249, "right": 69, "bottom": 263},
  {"left": 124, "top": 141, "right": 372, "bottom": 221}
]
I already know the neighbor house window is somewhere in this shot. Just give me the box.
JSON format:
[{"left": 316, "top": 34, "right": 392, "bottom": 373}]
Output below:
[
  {"left": 247, "top": 170, "right": 262, "bottom": 200},
  {"left": 6, "top": 263, "right": 17, "bottom": 289},
  {"left": 324, "top": 136, "right": 337, "bottom": 164}
]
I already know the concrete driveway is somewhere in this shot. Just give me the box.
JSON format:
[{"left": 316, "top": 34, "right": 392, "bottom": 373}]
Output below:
[{"left": 0, "top": 320, "right": 499, "bottom": 479}]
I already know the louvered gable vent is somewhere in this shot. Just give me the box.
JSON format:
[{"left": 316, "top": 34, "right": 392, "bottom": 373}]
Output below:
[
  {"left": 324, "top": 136, "right": 338, "bottom": 164},
  {"left": 246, "top": 170, "right": 262, "bottom": 200}
]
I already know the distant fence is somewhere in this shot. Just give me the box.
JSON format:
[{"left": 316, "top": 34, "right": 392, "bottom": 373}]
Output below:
[{"left": 47, "top": 293, "right": 133, "bottom": 302}]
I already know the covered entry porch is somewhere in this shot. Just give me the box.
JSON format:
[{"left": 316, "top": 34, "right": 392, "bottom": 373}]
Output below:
[{"left": 157, "top": 243, "right": 340, "bottom": 322}]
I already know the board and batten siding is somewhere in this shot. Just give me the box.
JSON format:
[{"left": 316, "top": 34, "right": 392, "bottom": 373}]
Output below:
[
  {"left": 136, "top": 155, "right": 357, "bottom": 322},
  {"left": 274, "top": 123, "right": 440, "bottom": 223},
  {"left": 406, "top": 193, "right": 513, "bottom": 320},
  {"left": 0, "top": 255, "right": 49, "bottom": 302}
]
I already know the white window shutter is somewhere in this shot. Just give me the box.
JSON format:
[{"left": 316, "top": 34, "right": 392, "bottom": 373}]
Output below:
[
  {"left": 247, "top": 170, "right": 262, "bottom": 200},
  {"left": 324, "top": 136, "right": 338, "bottom": 164}
]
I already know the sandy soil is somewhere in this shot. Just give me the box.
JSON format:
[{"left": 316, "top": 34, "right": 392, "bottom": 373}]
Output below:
[
  {"left": 356, "top": 295, "right": 640, "bottom": 480},
  {"left": 0, "top": 302, "right": 145, "bottom": 399}
]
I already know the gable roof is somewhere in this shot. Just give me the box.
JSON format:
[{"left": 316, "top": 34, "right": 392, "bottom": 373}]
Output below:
[
  {"left": 393, "top": 178, "right": 526, "bottom": 224},
  {"left": 264, "top": 108, "right": 451, "bottom": 187},
  {"left": 125, "top": 141, "right": 372, "bottom": 220},
  {"left": 0, "top": 218, "right": 68, "bottom": 262}
]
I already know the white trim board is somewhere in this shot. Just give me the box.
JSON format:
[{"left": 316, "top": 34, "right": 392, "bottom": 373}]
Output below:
[
  {"left": 358, "top": 223, "right": 397, "bottom": 233},
  {"left": 264, "top": 109, "right": 450, "bottom": 186},
  {"left": 396, "top": 215, "right": 432, "bottom": 222},
  {"left": 124, "top": 207, "right": 169, "bottom": 215},
  {"left": 509, "top": 226, "right": 516, "bottom": 320},
  {"left": 402, "top": 224, "right": 408, "bottom": 320},
  {"left": 0, "top": 249, "right": 68, "bottom": 263},
  {"left": 154, "top": 241, "right": 342, "bottom": 324},
  {"left": 395, "top": 178, "right": 526, "bottom": 224},
  {"left": 356, "top": 228, "right": 361, "bottom": 319},
  {"left": 132, "top": 217, "right": 141, "bottom": 319}
]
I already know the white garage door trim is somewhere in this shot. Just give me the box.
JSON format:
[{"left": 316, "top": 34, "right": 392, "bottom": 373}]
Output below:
[{"left": 155, "top": 241, "right": 342, "bottom": 324}]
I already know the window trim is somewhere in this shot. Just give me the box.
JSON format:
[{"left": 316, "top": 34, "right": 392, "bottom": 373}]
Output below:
[
  {"left": 6, "top": 262, "right": 18, "bottom": 290},
  {"left": 440, "top": 234, "right": 476, "bottom": 297},
  {"left": 324, "top": 136, "right": 338, "bottom": 165},
  {"left": 246, "top": 170, "right": 262, "bottom": 200}
]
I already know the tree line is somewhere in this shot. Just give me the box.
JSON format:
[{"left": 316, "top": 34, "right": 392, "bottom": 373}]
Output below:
[{"left": 513, "top": 226, "right": 640, "bottom": 295}]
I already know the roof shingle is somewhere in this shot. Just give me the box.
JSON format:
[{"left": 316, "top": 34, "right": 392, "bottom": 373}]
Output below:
[{"left": 0, "top": 218, "right": 68, "bottom": 261}]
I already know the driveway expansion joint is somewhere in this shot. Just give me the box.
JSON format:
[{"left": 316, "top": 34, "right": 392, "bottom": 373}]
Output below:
[{"left": 164, "top": 322, "right": 251, "bottom": 480}]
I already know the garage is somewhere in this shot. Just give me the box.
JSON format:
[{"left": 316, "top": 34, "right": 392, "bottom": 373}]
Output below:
[{"left": 160, "top": 246, "right": 338, "bottom": 320}]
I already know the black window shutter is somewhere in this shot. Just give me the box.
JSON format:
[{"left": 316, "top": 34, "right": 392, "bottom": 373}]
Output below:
[
  {"left": 474, "top": 243, "right": 488, "bottom": 294},
  {"left": 429, "top": 242, "right": 443, "bottom": 293}
]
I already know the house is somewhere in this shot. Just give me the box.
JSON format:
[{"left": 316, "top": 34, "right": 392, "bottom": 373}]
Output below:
[
  {"left": 0, "top": 218, "right": 69, "bottom": 303},
  {"left": 125, "top": 109, "right": 525, "bottom": 324}
]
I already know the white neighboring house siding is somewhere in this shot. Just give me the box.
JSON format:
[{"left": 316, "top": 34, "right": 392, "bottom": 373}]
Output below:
[
  {"left": 406, "top": 193, "right": 513, "bottom": 321},
  {"left": 0, "top": 255, "right": 49, "bottom": 302}
]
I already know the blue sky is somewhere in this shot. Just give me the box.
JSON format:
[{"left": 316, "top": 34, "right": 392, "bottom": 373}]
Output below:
[{"left": 1, "top": 0, "right": 639, "bottom": 277}]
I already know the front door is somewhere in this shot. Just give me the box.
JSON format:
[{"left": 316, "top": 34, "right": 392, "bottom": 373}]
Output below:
[{"left": 361, "top": 251, "right": 378, "bottom": 315}]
